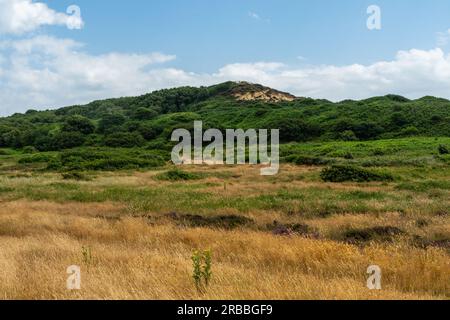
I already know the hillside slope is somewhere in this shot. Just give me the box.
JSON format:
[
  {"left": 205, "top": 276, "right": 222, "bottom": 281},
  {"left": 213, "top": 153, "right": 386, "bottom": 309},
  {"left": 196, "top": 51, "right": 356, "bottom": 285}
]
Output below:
[{"left": 0, "top": 81, "right": 449, "bottom": 151}]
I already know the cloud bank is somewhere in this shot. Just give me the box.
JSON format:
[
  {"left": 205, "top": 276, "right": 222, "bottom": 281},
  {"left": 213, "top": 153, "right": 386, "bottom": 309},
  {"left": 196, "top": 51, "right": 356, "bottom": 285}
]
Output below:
[
  {"left": 2, "top": 35, "right": 450, "bottom": 115},
  {"left": 0, "top": 0, "right": 83, "bottom": 34},
  {"left": 1, "top": 1, "right": 450, "bottom": 116}
]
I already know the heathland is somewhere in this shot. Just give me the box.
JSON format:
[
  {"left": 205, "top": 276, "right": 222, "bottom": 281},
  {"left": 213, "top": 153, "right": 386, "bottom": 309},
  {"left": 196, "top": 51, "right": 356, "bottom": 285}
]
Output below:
[{"left": 0, "top": 82, "right": 448, "bottom": 299}]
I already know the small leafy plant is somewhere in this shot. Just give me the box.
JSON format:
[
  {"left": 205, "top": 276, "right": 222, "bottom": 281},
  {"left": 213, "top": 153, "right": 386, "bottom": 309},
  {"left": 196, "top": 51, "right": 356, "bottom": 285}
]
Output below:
[
  {"left": 191, "top": 250, "right": 212, "bottom": 293},
  {"left": 82, "top": 246, "right": 93, "bottom": 270}
]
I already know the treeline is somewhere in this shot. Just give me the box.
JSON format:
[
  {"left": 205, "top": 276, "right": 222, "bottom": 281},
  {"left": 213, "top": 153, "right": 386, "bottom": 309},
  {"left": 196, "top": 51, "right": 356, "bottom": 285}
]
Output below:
[{"left": 0, "top": 82, "right": 449, "bottom": 151}]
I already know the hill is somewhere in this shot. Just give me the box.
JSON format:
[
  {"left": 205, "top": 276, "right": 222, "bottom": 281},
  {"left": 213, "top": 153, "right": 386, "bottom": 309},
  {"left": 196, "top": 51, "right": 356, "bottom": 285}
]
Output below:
[{"left": 0, "top": 81, "right": 449, "bottom": 152}]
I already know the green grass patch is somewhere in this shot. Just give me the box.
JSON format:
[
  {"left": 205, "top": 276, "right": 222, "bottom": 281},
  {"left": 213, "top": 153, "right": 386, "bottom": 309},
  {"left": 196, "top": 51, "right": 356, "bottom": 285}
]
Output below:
[{"left": 395, "top": 180, "right": 450, "bottom": 192}]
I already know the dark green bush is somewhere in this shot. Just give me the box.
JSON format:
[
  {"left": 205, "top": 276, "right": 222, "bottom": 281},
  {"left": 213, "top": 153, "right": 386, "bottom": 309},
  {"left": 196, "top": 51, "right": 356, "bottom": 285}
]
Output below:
[
  {"left": 46, "top": 158, "right": 63, "bottom": 170},
  {"left": 138, "top": 123, "right": 163, "bottom": 140},
  {"left": 56, "top": 148, "right": 165, "bottom": 171},
  {"left": 343, "top": 152, "right": 354, "bottom": 160},
  {"left": 22, "top": 146, "right": 38, "bottom": 154},
  {"left": 62, "top": 115, "right": 95, "bottom": 134},
  {"left": 53, "top": 131, "right": 86, "bottom": 149},
  {"left": 265, "top": 118, "right": 322, "bottom": 142},
  {"left": 342, "top": 226, "right": 405, "bottom": 243},
  {"left": 170, "top": 213, "right": 254, "bottom": 230},
  {"left": 104, "top": 132, "right": 145, "bottom": 148},
  {"left": 398, "top": 126, "right": 419, "bottom": 137},
  {"left": 340, "top": 130, "right": 358, "bottom": 141},
  {"left": 19, "top": 153, "right": 55, "bottom": 164},
  {"left": 62, "top": 171, "right": 91, "bottom": 181},
  {"left": 98, "top": 113, "right": 126, "bottom": 134},
  {"left": 320, "top": 165, "right": 394, "bottom": 183},
  {"left": 438, "top": 144, "right": 449, "bottom": 155},
  {"left": 157, "top": 169, "right": 203, "bottom": 181},
  {"left": 285, "top": 155, "right": 331, "bottom": 166},
  {"left": 132, "top": 107, "right": 158, "bottom": 120}
]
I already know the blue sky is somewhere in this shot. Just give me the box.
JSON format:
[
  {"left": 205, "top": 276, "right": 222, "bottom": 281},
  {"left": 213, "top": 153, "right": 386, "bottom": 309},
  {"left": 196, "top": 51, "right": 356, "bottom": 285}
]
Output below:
[
  {"left": 1, "top": 0, "right": 450, "bottom": 115},
  {"left": 46, "top": 0, "right": 450, "bottom": 70}
]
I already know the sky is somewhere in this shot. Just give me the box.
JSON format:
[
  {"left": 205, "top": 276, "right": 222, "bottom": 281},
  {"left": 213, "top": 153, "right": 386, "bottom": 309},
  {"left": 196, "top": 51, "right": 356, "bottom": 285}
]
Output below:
[{"left": 1, "top": 0, "right": 450, "bottom": 115}]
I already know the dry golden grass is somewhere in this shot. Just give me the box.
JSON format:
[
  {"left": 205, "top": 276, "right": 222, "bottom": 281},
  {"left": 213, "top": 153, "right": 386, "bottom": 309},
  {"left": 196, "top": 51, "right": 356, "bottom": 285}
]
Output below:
[
  {"left": 0, "top": 164, "right": 448, "bottom": 300},
  {"left": 0, "top": 201, "right": 448, "bottom": 300}
]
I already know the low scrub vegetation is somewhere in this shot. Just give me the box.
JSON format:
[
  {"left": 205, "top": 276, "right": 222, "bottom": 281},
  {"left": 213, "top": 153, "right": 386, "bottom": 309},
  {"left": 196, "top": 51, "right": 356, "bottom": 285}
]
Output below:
[
  {"left": 341, "top": 226, "right": 406, "bottom": 243},
  {"left": 1, "top": 82, "right": 449, "bottom": 153},
  {"left": 169, "top": 213, "right": 254, "bottom": 230},
  {"left": 320, "top": 165, "right": 394, "bottom": 183},
  {"left": 157, "top": 169, "right": 203, "bottom": 181},
  {"left": 61, "top": 171, "right": 91, "bottom": 181},
  {"left": 50, "top": 148, "right": 166, "bottom": 171},
  {"left": 0, "top": 82, "right": 448, "bottom": 300}
]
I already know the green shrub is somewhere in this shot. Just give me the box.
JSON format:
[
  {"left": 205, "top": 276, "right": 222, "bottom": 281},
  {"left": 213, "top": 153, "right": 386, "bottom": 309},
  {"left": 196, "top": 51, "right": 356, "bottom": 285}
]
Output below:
[
  {"left": 62, "top": 116, "right": 95, "bottom": 134},
  {"left": 98, "top": 113, "right": 126, "bottom": 134},
  {"left": 327, "top": 150, "right": 354, "bottom": 159},
  {"left": 342, "top": 226, "right": 405, "bottom": 243},
  {"left": 437, "top": 154, "right": 450, "bottom": 165},
  {"left": 192, "top": 250, "right": 212, "bottom": 293},
  {"left": 265, "top": 118, "right": 322, "bottom": 142},
  {"left": 22, "top": 146, "right": 38, "bottom": 154},
  {"left": 57, "top": 148, "right": 165, "bottom": 171},
  {"left": 438, "top": 144, "right": 449, "bottom": 155},
  {"left": 81, "top": 246, "right": 93, "bottom": 270},
  {"left": 343, "top": 152, "right": 354, "bottom": 160},
  {"left": 46, "top": 158, "right": 63, "bottom": 170},
  {"left": 104, "top": 132, "right": 145, "bottom": 148},
  {"left": 320, "top": 165, "right": 394, "bottom": 183},
  {"left": 171, "top": 213, "right": 254, "bottom": 230},
  {"left": 62, "top": 171, "right": 91, "bottom": 181},
  {"left": 53, "top": 131, "right": 86, "bottom": 150},
  {"left": 340, "top": 130, "right": 358, "bottom": 141},
  {"left": 285, "top": 155, "right": 331, "bottom": 166},
  {"left": 132, "top": 107, "right": 158, "bottom": 120},
  {"left": 157, "top": 169, "right": 203, "bottom": 181},
  {"left": 371, "top": 148, "right": 386, "bottom": 156},
  {"left": 19, "top": 153, "right": 55, "bottom": 164}
]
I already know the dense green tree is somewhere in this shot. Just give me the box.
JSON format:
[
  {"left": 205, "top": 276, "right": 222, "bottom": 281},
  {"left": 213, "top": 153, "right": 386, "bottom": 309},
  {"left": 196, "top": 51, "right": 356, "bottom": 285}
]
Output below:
[
  {"left": 62, "top": 115, "right": 95, "bottom": 134},
  {"left": 390, "top": 112, "right": 409, "bottom": 128},
  {"left": 0, "top": 82, "right": 449, "bottom": 152},
  {"left": 340, "top": 130, "right": 358, "bottom": 141},
  {"left": 98, "top": 113, "right": 126, "bottom": 133},
  {"left": 138, "top": 123, "right": 162, "bottom": 140},
  {"left": 33, "top": 135, "right": 54, "bottom": 151},
  {"left": 132, "top": 107, "right": 158, "bottom": 120},
  {"left": 0, "top": 129, "right": 22, "bottom": 148},
  {"left": 398, "top": 126, "right": 419, "bottom": 137},
  {"left": 353, "top": 122, "right": 384, "bottom": 140},
  {"left": 104, "top": 132, "right": 145, "bottom": 148},
  {"left": 53, "top": 131, "right": 86, "bottom": 150},
  {"left": 267, "top": 118, "right": 322, "bottom": 142},
  {"left": 333, "top": 118, "right": 355, "bottom": 133}
]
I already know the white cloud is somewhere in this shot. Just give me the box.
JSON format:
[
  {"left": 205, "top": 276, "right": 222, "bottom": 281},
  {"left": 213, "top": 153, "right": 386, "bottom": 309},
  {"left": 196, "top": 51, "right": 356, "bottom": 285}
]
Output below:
[
  {"left": 209, "top": 48, "right": 450, "bottom": 101},
  {"left": 0, "top": 0, "right": 83, "bottom": 34},
  {"left": 2, "top": 35, "right": 450, "bottom": 116},
  {"left": 248, "top": 11, "right": 270, "bottom": 23},
  {"left": 437, "top": 29, "right": 450, "bottom": 47},
  {"left": 0, "top": 36, "right": 177, "bottom": 115},
  {"left": 248, "top": 12, "right": 261, "bottom": 20}
]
